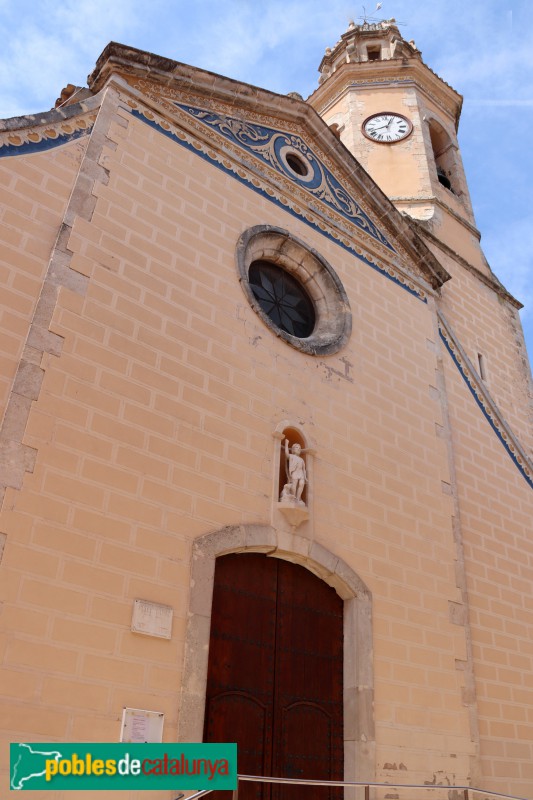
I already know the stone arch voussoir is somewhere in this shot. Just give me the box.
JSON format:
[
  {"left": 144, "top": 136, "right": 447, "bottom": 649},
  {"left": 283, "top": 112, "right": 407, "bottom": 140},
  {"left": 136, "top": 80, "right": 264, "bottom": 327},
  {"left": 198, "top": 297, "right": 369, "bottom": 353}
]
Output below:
[{"left": 178, "top": 524, "right": 375, "bottom": 782}]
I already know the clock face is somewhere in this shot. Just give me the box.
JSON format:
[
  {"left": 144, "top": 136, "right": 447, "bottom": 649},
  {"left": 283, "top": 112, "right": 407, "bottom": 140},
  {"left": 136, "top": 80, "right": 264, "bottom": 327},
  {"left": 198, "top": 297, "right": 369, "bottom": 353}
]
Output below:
[{"left": 362, "top": 113, "right": 413, "bottom": 143}]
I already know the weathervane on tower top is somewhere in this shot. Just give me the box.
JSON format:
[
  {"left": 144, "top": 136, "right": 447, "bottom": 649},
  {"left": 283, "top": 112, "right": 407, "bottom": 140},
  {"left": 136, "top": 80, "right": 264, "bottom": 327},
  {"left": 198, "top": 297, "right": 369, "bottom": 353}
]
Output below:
[
  {"left": 350, "top": 3, "right": 405, "bottom": 29},
  {"left": 359, "top": 3, "right": 383, "bottom": 24}
]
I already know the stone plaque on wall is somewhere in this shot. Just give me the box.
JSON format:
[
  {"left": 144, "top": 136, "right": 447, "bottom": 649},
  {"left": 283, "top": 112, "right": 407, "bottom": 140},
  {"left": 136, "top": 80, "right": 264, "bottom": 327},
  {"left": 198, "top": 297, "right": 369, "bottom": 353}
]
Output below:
[{"left": 131, "top": 599, "right": 173, "bottom": 639}]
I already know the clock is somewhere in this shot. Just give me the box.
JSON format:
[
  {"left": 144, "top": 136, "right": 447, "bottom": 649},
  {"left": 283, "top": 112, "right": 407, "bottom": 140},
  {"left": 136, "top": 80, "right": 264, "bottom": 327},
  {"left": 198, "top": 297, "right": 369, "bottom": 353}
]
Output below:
[{"left": 362, "top": 112, "right": 413, "bottom": 143}]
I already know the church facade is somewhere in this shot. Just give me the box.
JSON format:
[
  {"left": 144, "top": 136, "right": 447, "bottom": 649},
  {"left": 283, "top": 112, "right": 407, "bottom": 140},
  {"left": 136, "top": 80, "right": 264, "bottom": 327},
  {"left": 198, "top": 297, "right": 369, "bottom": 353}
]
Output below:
[{"left": 1, "top": 20, "right": 533, "bottom": 799}]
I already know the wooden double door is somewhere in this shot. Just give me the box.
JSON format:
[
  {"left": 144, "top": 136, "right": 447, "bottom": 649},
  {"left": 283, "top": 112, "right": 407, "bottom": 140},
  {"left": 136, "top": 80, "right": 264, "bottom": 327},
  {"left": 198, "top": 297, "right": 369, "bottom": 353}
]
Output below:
[{"left": 204, "top": 553, "right": 344, "bottom": 800}]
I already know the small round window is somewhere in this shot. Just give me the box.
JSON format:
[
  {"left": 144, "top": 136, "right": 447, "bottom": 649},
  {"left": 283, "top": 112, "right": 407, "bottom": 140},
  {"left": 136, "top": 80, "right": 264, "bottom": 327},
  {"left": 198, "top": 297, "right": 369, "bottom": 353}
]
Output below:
[
  {"left": 236, "top": 226, "right": 352, "bottom": 356},
  {"left": 285, "top": 153, "right": 309, "bottom": 177},
  {"left": 249, "top": 260, "right": 315, "bottom": 338}
]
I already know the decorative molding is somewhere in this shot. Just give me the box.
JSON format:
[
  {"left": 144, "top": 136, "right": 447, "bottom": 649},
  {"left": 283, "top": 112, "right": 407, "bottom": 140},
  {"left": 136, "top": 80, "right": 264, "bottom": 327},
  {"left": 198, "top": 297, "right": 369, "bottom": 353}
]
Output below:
[
  {"left": 311, "top": 72, "right": 459, "bottom": 124},
  {"left": 236, "top": 225, "right": 352, "bottom": 356},
  {"left": 86, "top": 53, "right": 450, "bottom": 290},
  {"left": 0, "top": 113, "right": 96, "bottom": 157},
  {"left": 123, "top": 71, "right": 395, "bottom": 222},
  {"left": 438, "top": 312, "right": 533, "bottom": 490},
  {"left": 175, "top": 103, "right": 394, "bottom": 252},
  {"left": 127, "top": 102, "right": 429, "bottom": 303},
  {"left": 124, "top": 75, "right": 433, "bottom": 278}
]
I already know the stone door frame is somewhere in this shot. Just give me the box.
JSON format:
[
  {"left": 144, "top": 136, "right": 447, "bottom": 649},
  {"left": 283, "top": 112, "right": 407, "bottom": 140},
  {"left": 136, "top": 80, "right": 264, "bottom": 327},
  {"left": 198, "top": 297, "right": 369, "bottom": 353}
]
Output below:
[{"left": 177, "top": 524, "right": 375, "bottom": 783}]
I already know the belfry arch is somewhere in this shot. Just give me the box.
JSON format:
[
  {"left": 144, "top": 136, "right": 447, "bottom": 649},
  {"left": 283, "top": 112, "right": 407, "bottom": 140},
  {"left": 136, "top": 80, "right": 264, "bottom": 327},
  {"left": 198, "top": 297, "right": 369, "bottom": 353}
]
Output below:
[{"left": 178, "top": 525, "right": 375, "bottom": 783}]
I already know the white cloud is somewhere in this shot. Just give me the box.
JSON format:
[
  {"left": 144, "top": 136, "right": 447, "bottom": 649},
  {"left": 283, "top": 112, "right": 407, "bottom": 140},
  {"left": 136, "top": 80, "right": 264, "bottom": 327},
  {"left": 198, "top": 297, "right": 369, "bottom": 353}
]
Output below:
[
  {"left": 424, "top": 5, "right": 533, "bottom": 102},
  {"left": 0, "top": 0, "right": 152, "bottom": 116},
  {"left": 164, "top": 0, "right": 354, "bottom": 94}
]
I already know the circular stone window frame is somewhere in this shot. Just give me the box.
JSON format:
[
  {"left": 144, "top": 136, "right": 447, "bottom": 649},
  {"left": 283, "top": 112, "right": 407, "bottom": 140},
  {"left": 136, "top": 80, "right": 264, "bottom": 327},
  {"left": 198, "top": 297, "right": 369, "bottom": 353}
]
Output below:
[
  {"left": 236, "top": 225, "right": 352, "bottom": 356},
  {"left": 278, "top": 146, "right": 313, "bottom": 182}
]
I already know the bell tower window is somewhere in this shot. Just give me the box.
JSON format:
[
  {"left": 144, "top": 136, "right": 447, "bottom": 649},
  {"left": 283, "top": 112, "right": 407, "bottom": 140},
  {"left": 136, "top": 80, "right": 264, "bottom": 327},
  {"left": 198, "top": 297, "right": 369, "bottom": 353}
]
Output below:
[
  {"left": 312, "top": 20, "right": 476, "bottom": 226},
  {"left": 429, "top": 119, "right": 456, "bottom": 193},
  {"left": 437, "top": 167, "right": 452, "bottom": 191}
]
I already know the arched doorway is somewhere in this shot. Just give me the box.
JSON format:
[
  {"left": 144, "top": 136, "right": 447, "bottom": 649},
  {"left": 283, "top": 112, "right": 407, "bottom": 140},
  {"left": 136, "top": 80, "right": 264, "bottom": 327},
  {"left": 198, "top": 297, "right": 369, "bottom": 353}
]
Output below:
[{"left": 203, "top": 553, "right": 344, "bottom": 800}]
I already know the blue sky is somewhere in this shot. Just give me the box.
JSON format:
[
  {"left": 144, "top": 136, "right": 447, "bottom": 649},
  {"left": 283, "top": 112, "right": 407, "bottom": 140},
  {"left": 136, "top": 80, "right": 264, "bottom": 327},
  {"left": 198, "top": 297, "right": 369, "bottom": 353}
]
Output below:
[{"left": 1, "top": 0, "right": 532, "bottom": 373}]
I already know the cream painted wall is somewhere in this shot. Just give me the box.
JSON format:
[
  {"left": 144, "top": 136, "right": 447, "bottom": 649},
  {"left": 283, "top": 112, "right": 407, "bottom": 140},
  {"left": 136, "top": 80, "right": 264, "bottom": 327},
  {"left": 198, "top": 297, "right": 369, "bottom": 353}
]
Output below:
[{"left": 0, "top": 71, "right": 532, "bottom": 799}]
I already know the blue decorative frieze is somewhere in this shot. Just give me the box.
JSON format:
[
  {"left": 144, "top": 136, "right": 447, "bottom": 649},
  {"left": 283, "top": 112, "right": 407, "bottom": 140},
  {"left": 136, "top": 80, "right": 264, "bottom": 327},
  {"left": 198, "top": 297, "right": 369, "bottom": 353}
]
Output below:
[
  {"left": 128, "top": 104, "right": 426, "bottom": 302},
  {"left": 0, "top": 116, "right": 94, "bottom": 158},
  {"left": 175, "top": 103, "right": 394, "bottom": 253},
  {"left": 439, "top": 314, "right": 533, "bottom": 491}
]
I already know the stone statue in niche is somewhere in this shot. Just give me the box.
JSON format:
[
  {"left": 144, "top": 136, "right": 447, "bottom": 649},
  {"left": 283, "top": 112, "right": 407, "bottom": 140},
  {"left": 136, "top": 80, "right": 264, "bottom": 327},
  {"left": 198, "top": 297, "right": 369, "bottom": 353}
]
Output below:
[{"left": 280, "top": 439, "right": 307, "bottom": 506}]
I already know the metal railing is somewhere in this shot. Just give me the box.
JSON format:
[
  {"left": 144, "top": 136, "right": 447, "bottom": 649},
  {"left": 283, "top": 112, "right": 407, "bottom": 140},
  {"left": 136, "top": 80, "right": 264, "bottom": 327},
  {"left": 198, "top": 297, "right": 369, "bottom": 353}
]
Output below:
[{"left": 177, "top": 775, "right": 532, "bottom": 800}]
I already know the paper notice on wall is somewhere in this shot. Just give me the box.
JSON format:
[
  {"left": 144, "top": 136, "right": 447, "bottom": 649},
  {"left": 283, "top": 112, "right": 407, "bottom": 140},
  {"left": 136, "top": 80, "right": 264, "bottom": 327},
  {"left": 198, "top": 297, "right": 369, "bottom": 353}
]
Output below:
[{"left": 120, "top": 708, "right": 164, "bottom": 743}]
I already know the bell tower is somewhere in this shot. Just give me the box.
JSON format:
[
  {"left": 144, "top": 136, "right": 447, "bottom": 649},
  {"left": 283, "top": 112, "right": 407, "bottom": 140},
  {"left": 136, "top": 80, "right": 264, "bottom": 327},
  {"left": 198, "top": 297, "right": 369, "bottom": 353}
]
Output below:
[{"left": 308, "top": 19, "right": 479, "bottom": 256}]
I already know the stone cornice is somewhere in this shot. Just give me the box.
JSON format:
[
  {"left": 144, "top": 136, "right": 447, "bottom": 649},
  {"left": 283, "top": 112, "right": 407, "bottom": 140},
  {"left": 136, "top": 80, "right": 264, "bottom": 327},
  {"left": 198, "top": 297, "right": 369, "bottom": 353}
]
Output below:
[
  {"left": 87, "top": 43, "right": 450, "bottom": 291},
  {"left": 411, "top": 220, "right": 522, "bottom": 310},
  {"left": 0, "top": 92, "right": 102, "bottom": 133},
  {"left": 308, "top": 59, "right": 463, "bottom": 130},
  {"left": 114, "top": 83, "right": 437, "bottom": 302},
  {"left": 0, "top": 109, "right": 97, "bottom": 158},
  {"left": 392, "top": 194, "right": 480, "bottom": 240}
]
